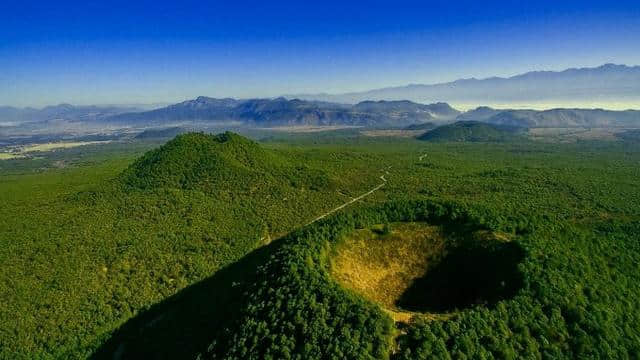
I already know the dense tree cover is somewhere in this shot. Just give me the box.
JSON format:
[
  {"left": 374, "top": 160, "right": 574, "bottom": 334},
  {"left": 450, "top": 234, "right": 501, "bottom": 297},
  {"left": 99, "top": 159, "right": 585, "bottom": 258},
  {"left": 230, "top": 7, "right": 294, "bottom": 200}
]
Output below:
[
  {"left": 395, "top": 224, "right": 640, "bottom": 359},
  {"left": 418, "top": 121, "right": 524, "bottom": 143},
  {"left": 120, "top": 132, "right": 332, "bottom": 192},
  {"left": 202, "top": 195, "right": 640, "bottom": 359},
  {"left": 0, "top": 133, "right": 381, "bottom": 359},
  {"left": 1, "top": 133, "right": 639, "bottom": 358},
  {"left": 205, "top": 200, "right": 492, "bottom": 359},
  {"left": 386, "top": 142, "right": 640, "bottom": 358},
  {"left": 199, "top": 139, "right": 640, "bottom": 358}
]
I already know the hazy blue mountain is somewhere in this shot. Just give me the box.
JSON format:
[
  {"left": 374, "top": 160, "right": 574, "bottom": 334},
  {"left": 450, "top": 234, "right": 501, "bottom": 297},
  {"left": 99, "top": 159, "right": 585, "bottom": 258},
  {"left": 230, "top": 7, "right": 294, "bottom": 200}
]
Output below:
[
  {"left": 286, "top": 64, "right": 640, "bottom": 107},
  {"left": 110, "top": 97, "right": 241, "bottom": 125},
  {"left": 458, "top": 107, "right": 640, "bottom": 128},
  {"left": 0, "top": 104, "right": 141, "bottom": 126},
  {"left": 107, "top": 97, "right": 460, "bottom": 127},
  {"left": 353, "top": 100, "right": 459, "bottom": 120},
  {"left": 455, "top": 106, "right": 502, "bottom": 122},
  {"left": 0, "top": 106, "right": 39, "bottom": 125},
  {"left": 231, "top": 98, "right": 362, "bottom": 126}
]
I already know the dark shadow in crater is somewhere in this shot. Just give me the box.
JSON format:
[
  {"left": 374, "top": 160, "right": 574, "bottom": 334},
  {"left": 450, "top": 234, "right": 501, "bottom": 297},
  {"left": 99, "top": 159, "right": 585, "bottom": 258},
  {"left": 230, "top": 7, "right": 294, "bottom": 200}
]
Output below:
[{"left": 396, "top": 237, "right": 525, "bottom": 313}]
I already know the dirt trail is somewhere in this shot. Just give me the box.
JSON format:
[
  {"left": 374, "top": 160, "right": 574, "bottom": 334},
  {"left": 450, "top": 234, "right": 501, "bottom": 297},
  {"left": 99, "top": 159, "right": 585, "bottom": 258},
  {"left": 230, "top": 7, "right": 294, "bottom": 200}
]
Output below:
[
  {"left": 279, "top": 151, "right": 427, "bottom": 231},
  {"left": 307, "top": 168, "right": 389, "bottom": 225}
]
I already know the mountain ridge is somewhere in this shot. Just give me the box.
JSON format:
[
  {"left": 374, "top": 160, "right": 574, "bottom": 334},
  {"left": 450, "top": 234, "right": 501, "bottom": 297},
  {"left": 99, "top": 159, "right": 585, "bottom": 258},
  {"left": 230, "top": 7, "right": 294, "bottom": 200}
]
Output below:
[
  {"left": 457, "top": 107, "right": 640, "bottom": 128},
  {"left": 106, "top": 98, "right": 461, "bottom": 127},
  {"left": 285, "top": 64, "right": 640, "bottom": 107},
  {"left": 0, "top": 104, "right": 142, "bottom": 125}
]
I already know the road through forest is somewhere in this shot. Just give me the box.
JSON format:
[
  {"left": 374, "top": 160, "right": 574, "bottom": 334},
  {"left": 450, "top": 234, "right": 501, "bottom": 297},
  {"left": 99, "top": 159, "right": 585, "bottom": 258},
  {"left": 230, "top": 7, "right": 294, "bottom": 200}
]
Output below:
[{"left": 306, "top": 165, "right": 392, "bottom": 225}]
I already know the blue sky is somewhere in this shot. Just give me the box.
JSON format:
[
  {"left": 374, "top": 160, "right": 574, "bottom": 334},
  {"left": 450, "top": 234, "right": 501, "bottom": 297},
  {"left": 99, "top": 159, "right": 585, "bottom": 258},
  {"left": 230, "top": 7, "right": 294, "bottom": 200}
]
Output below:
[{"left": 1, "top": 0, "right": 639, "bottom": 107}]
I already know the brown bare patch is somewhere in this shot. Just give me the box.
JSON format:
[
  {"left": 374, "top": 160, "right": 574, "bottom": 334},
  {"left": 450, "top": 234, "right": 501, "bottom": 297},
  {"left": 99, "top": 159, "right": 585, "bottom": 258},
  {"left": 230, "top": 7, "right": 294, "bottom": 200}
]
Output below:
[
  {"left": 330, "top": 223, "right": 524, "bottom": 323},
  {"left": 329, "top": 223, "right": 447, "bottom": 322}
]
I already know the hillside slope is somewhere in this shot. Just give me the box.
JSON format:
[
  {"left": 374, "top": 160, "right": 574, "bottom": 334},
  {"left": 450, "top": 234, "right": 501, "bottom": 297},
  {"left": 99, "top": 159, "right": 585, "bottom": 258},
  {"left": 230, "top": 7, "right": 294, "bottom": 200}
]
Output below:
[
  {"left": 418, "top": 121, "right": 523, "bottom": 142},
  {"left": 0, "top": 132, "right": 383, "bottom": 359},
  {"left": 121, "top": 132, "right": 331, "bottom": 192}
]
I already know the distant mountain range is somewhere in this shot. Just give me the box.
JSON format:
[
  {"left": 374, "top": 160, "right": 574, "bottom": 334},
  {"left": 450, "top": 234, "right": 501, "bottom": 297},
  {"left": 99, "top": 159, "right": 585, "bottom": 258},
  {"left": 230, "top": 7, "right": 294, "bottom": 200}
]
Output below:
[
  {"left": 107, "top": 96, "right": 640, "bottom": 129},
  {"left": 285, "top": 64, "right": 640, "bottom": 108},
  {"left": 107, "top": 97, "right": 461, "bottom": 127},
  {"left": 0, "top": 104, "right": 141, "bottom": 126},
  {"left": 3, "top": 64, "right": 640, "bottom": 132},
  {"left": 4, "top": 97, "right": 640, "bottom": 132},
  {"left": 458, "top": 107, "right": 640, "bottom": 128}
]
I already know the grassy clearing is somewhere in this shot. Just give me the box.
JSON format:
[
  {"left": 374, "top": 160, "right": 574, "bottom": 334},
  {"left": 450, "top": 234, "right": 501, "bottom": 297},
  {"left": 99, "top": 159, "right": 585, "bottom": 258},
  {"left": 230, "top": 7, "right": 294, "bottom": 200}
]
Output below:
[
  {"left": 0, "top": 153, "right": 24, "bottom": 160},
  {"left": 329, "top": 222, "right": 447, "bottom": 321},
  {"left": 20, "top": 140, "right": 112, "bottom": 153},
  {"left": 329, "top": 222, "right": 521, "bottom": 323},
  {"left": 527, "top": 127, "right": 635, "bottom": 142},
  {"left": 360, "top": 130, "right": 425, "bottom": 137},
  {"left": 0, "top": 141, "right": 113, "bottom": 161}
]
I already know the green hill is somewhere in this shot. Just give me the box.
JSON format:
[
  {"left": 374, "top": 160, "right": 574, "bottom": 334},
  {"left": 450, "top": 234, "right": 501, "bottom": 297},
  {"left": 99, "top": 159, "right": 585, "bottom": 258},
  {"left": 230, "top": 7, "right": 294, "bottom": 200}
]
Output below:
[
  {"left": 418, "top": 121, "right": 523, "bottom": 142},
  {"left": 121, "top": 132, "right": 330, "bottom": 192}
]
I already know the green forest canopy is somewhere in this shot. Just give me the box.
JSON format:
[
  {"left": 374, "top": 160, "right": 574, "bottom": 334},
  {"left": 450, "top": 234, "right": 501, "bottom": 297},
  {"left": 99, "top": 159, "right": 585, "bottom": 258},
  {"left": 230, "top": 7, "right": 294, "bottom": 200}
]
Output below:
[{"left": 0, "top": 133, "right": 639, "bottom": 359}]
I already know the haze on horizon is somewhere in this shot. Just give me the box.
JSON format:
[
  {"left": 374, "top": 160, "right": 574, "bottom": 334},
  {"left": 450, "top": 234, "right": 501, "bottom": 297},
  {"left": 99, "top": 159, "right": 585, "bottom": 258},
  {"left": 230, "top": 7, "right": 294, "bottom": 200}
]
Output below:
[{"left": 1, "top": 0, "right": 639, "bottom": 108}]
